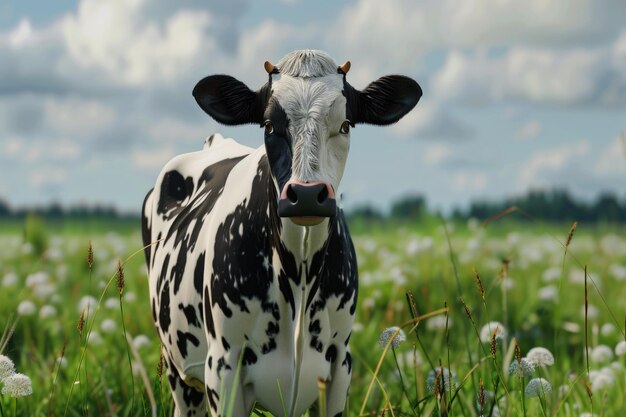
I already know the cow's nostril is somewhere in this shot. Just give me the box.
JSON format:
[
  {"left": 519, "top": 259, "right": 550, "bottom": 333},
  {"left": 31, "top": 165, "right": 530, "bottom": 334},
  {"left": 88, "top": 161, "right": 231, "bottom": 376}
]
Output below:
[
  {"left": 317, "top": 185, "right": 329, "bottom": 204},
  {"left": 286, "top": 184, "right": 298, "bottom": 203}
]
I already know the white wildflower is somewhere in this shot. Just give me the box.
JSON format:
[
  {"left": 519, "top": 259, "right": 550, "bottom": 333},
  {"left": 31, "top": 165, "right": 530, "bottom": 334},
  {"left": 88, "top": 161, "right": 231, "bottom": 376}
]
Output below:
[
  {"left": 25, "top": 271, "right": 49, "bottom": 287},
  {"left": 2, "top": 272, "right": 18, "bottom": 287},
  {"left": 581, "top": 305, "right": 599, "bottom": 320},
  {"left": 590, "top": 367, "right": 615, "bottom": 391},
  {"left": 77, "top": 295, "right": 98, "bottom": 317},
  {"left": 479, "top": 321, "right": 507, "bottom": 343},
  {"left": 541, "top": 267, "right": 561, "bottom": 282},
  {"left": 124, "top": 291, "right": 137, "bottom": 302},
  {"left": 501, "top": 278, "right": 515, "bottom": 291},
  {"left": 1, "top": 373, "right": 32, "bottom": 397},
  {"left": 133, "top": 335, "right": 152, "bottom": 350},
  {"left": 0, "top": 355, "right": 16, "bottom": 381},
  {"left": 426, "top": 367, "right": 458, "bottom": 393},
  {"left": 87, "top": 331, "right": 103, "bottom": 346},
  {"left": 56, "top": 356, "right": 68, "bottom": 369},
  {"left": 590, "top": 345, "right": 613, "bottom": 363},
  {"left": 600, "top": 323, "right": 615, "bottom": 336},
  {"left": 608, "top": 263, "right": 626, "bottom": 281},
  {"left": 100, "top": 319, "right": 117, "bottom": 334},
  {"left": 615, "top": 341, "right": 626, "bottom": 357},
  {"left": 526, "top": 347, "right": 554, "bottom": 366},
  {"left": 104, "top": 297, "right": 119, "bottom": 309},
  {"left": 525, "top": 378, "right": 552, "bottom": 397},
  {"left": 39, "top": 304, "right": 58, "bottom": 319},
  {"left": 508, "top": 358, "right": 536, "bottom": 377},
  {"left": 537, "top": 285, "right": 559, "bottom": 302},
  {"left": 378, "top": 326, "right": 406, "bottom": 349},
  {"left": 17, "top": 300, "right": 36, "bottom": 316},
  {"left": 426, "top": 315, "right": 450, "bottom": 331}
]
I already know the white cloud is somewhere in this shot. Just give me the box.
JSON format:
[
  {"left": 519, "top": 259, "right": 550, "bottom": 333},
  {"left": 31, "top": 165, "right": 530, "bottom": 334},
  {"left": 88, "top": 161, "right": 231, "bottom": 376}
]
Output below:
[
  {"left": 44, "top": 98, "right": 116, "bottom": 135},
  {"left": 453, "top": 171, "right": 488, "bottom": 192},
  {"left": 518, "top": 140, "right": 591, "bottom": 189},
  {"left": 594, "top": 134, "right": 626, "bottom": 176},
  {"left": 516, "top": 120, "right": 542, "bottom": 140},
  {"left": 391, "top": 101, "right": 472, "bottom": 139},
  {"left": 422, "top": 144, "right": 452, "bottom": 165},
  {"left": 30, "top": 167, "right": 67, "bottom": 187},
  {"left": 132, "top": 147, "right": 177, "bottom": 172}
]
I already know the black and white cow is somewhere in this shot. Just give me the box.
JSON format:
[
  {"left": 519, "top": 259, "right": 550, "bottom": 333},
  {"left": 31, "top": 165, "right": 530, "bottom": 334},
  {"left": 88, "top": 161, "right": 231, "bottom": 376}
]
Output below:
[{"left": 142, "top": 50, "right": 421, "bottom": 417}]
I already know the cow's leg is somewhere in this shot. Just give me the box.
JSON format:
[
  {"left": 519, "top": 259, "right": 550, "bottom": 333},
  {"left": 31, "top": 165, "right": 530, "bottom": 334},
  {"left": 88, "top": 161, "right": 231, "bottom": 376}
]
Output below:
[
  {"left": 325, "top": 347, "right": 352, "bottom": 417},
  {"left": 205, "top": 349, "right": 253, "bottom": 417},
  {"left": 165, "top": 358, "right": 207, "bottom": 417}
]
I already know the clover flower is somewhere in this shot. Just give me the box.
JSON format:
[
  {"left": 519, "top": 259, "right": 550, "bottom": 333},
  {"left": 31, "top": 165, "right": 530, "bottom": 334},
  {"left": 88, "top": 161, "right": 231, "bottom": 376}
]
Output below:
[
  {"left": 526, "top": 347, "right": 554, "bottom": 366},
  {"left": 508, "top": 358, "right": 535, "bottom": 377},
  {"left": 426, "top": 367, "right": 458, "bottom": 394},
  {"left": 378, "top": 326, "right": 406, "bottom": 349},
  {"left": 525, "top": 377, "right": 552, "bottom": 397},
  {"left": 479, "top": 321, "right": 507, "bottom": 343},
  {"left": 0, "top": 355, "right": 15, "bottom": 382},
  {"left": 1, "top": 373, "right": 32, "bottom": 397}
]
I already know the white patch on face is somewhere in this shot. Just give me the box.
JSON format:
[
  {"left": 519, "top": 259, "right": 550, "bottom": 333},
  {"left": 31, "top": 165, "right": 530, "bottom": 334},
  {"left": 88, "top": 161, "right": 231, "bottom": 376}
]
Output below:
[{"left": 271, "top": 74, "right": 350, "bottom": 194}]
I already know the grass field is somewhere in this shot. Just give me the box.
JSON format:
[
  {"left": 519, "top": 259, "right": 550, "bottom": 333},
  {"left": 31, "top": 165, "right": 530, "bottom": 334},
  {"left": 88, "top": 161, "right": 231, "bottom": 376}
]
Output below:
[{"left": 1, "top": 216, "right": 625, "bottom": 416}]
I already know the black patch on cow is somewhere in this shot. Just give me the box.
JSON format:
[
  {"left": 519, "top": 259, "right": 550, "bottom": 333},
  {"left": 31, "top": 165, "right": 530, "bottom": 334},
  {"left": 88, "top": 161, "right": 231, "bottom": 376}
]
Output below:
[
  {"left": 203, "top": 287, "right": 216, "bottom": 339},
  {"left": 342, "top": 351, "right": 352, "bottom": 373},
  {"left": 141, "top": 188, "right": 153, "bottom": 266},
  {"left": 207, "top": 356, "right": 213, "bottom": 369},
  {"left": 157, "top": 253, "right": 170, "bottom": 295},
  {"left": 306, "top": 212, "right": 358, "bottom": 317},
  {"left": 151, "top": 299, "right": 157, "bottom": 323},
  {"left": 178, "top": 303, "right": 200, "bottom": 328},
  {"left": 325, "top": 344, "right": 337, "bottom": 363},
  {"left": 159, "top": 281, "right": 171, "bottom": 333},
  {"left": 182, "top": 383, "right": 204, "bottom": 408},
  {"left": 210, "top": 157, "right": 288, "bottom": 343},
  {"left": 217, "top": 357, "right": 231, "bottom": 376},
  {"left": 243, "top": 347, "right": 258, "bottom": 366},
  {"left": 194, "top": 252, "right": 205, "bottom": 294},
  {"left": 221, "top": 336, "right": 230, "bottom": 351},
  {"left": 160, "top": 157, "right": 246, "bottom": 297},
  {"left": 158, "top": 171, "right": 193, "bottom": 214},
  {"left": 263, "top": 102, "right": 292, "bottom": 193},
  {"left": 345, "top": 332, "right": 352, "bottom": 346},
  {"left": 176, "top": 330, "right": 200, "bottom": 358},
  {"left": 207, "top": 387, "right": 219, "bottom": 412}
]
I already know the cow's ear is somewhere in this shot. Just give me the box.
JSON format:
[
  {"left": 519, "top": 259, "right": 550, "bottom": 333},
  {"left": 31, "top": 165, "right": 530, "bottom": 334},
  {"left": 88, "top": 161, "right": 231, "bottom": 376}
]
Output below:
[
  {"left": 193, "top": 75, "right": 268, "bottom": 125},
  {"left": 350, "top": 75, "right": 422, "bottom": 126}
]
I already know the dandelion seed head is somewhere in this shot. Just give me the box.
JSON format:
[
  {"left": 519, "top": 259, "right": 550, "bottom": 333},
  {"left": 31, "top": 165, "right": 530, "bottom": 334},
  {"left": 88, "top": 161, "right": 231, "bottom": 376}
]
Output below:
[
  {"left": 615, "top": 340, "right": 626, "bottom": 357},
  {"left": 133, "top": 335, "right": 151, "bottom": 349},
  {"left": 479, "top": 321, "right": 507, "bottom": 343},
  {"left": 77, "top": 295, "right": 98, "bottom": 317},
  {"left": 1, "top": 373, "right": 32, "bottom": 397},
  {"left": 426, "top": 367, "right": 458, "bottom": 394},
  {"left": 100, "top": 319, "right": 117, "bottom": 334},
  {"left": 526, "top": 347, "right": 554, "bottom": 366},
  {"left": 87, "top": 331, "right": 103, "bottom": 346},
  {"left": 378, "top": 326, "right": 406, "bottom": 349},
  {"left": 17, "top": 300, "right": 36, "bottom": 316},
  {"left": 508, "top": 358, "right": 536, "bottom": 377},
  {"left": 525, "top": 377, "right": 552, "bottom": 397},
  {"left": 2, "top": 272, "right": 18, "bottom": 287},
  {"left": 39, "top": 304, "right": 58, "bottom": 319},
  {"left": 426, "top": 315, "right": 449, "bottom": 331},
  {"left": 0, "top": 355, "right": 16, "bottom": 381},
  {"left": 600, "top": 323, "right": 615, "bottom": 336},
  {"left": 590, "top": 345, "right": 613, "bottom": 363},
  {"left": 590, "top": 367, "right": 615, "bottom": 391},
  {"left": 538, "top": 285, "right": 559, "bottom": 302}
]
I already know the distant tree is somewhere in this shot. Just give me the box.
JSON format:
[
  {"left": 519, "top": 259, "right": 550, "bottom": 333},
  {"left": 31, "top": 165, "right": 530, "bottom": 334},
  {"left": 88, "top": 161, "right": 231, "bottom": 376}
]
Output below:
[
  {"left": 0, "top": 199, "right": 10, "bottom": 217},
  {"left": 390, "top": 195, "right": 426, "bottom": 219},
  {"left": 346, "top": 205, "right": 384, "bottom": 222}
]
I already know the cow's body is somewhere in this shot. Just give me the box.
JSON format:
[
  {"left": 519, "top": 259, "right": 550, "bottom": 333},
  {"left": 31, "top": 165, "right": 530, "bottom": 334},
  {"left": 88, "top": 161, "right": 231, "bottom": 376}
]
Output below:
[
  {"left": 142, "top": 50, "right": 421, "bottom": 417},
  {"left": 143, "top": 134, "right": 357, "bottom": 416}
]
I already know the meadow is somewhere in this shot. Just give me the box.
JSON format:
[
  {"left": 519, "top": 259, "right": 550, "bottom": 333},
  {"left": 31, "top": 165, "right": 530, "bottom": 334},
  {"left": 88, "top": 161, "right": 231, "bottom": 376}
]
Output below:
[{"left": 0, "top": 215, "right": 625, "bottom": 416}]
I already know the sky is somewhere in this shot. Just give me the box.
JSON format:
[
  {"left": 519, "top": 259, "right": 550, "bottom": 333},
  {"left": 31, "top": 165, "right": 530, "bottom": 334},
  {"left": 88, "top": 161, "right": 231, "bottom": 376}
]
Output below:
[{"left": 0, "top": 0, "right": 625, "bottom": 214}]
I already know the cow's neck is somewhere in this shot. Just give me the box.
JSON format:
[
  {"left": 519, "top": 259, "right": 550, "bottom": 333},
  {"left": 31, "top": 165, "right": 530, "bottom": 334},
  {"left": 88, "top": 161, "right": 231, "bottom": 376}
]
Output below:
[{"left": 278, "top": 217, "right": 332, "bottom": 262}]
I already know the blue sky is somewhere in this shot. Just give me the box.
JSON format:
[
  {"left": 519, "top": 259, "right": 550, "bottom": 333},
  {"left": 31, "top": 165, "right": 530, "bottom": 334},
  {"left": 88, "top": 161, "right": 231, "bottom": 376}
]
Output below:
[{"left": 1, "top": 0, "right": 625, "bottom": 214}]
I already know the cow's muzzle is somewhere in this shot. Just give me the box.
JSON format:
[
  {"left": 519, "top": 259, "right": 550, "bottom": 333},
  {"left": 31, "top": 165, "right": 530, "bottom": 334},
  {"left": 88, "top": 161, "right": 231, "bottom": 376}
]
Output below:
[{"left": 278, "top": 180, "right": 336, "bottom": 225}]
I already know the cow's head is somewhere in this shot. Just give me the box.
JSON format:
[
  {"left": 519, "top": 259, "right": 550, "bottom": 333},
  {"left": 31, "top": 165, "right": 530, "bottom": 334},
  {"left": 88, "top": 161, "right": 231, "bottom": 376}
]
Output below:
[{"left": 193, "top": 50, "right": 421, "bottom": 226}]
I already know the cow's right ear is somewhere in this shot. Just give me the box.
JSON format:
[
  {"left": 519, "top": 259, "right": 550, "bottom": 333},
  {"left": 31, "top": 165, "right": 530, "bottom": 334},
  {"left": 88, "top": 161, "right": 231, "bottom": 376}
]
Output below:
[{"left": 193, "top": 75, "right": 268, "bottom": 126}]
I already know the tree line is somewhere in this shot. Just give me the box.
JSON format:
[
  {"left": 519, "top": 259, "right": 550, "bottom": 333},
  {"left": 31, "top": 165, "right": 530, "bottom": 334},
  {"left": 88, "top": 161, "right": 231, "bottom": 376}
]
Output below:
[{"left": 1, "top": 188, "right": 624, "bottom": 223}]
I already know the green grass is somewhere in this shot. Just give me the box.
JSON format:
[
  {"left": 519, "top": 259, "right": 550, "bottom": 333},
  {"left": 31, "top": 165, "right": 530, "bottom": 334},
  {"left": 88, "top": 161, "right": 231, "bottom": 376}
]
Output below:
[{"left": 0, "top": 217, "right": 625, "bottom": 416}]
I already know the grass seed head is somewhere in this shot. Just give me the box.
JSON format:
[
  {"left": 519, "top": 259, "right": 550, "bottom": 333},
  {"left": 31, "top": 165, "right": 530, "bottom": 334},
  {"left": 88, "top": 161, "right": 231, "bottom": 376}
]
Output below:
[
  {"left": 77, "top": 309, "right": 85, "bottom": 336},
  {"left": 87, "top": 240, "right": 94, "bottom": 269},
  {"left": 116, "top": 260, "right": 125, "bottom": 297}
]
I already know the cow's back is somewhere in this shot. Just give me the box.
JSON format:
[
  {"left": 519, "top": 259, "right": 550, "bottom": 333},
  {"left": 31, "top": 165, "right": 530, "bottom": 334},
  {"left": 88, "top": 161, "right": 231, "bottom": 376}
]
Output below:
[{"left": 141, "top": 134, "right": 255, "bottom": 387}]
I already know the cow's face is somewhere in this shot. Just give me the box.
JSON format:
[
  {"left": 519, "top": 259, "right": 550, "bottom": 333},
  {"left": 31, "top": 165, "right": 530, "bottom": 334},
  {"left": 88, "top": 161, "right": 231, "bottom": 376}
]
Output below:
[{"left": 193, "top": 50, "right": 422, "bottom": 225}]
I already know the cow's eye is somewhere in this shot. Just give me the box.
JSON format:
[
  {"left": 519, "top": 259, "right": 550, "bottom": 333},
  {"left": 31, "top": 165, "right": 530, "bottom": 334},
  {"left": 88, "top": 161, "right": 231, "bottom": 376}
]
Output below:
[
  {"left": 264, "top": 120, "right": 274, "bottom": 135},
  {"left": 339, "top": 120, "right": 351, "bottom": 134}
]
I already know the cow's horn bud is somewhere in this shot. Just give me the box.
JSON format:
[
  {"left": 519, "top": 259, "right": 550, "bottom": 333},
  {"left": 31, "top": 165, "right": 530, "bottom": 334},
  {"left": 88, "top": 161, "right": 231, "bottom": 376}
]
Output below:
[
  {"left": 339, "top": 61, "right": 351, "bottom": 75},
  {"left": 264, "top": 61, "right": 275, "bottom": 74}
]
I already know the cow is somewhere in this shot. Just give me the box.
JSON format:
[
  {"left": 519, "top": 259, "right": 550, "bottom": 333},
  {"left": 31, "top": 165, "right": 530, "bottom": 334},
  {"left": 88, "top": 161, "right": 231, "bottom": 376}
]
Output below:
[{"left": 141, "top": 49, "right": 422, "bottom": 417}]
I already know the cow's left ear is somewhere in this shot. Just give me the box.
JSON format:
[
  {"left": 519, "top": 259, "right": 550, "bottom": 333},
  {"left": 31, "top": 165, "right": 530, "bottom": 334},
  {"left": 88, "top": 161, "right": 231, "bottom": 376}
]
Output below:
[
  {"left": 349, "top": 75, "right": 422, "bottom": 126},
  {"left": 193, "top": 75, "right": 269, "bottom": 125}
]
